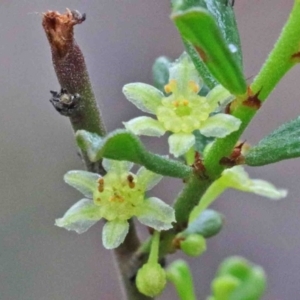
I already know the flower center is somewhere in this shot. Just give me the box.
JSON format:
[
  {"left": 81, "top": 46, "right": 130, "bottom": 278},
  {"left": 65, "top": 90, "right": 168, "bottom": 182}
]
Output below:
[
  {"left": 172, "top": 99, "right": 191, "bottom": 117},
  {"left": 93, "top": 173, "right": 144, "bottom": 221},
  {"left": 156, "top": 79, "right": 211, "bottom": 133}
]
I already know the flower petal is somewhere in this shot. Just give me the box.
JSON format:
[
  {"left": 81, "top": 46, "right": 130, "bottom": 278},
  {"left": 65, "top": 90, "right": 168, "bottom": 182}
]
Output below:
[
  {"left": 122, "top": 83, "right": 162, "bottom": 114},
  {"left": 169, "top": 53, "right": 202, "bottom": 94},
  {"left": 55, "top": 199, "right": 102, "bottom": 234},
  {"left": 102, "top": 158, "right": 133, "bottom": 174},
  {"left": 168, "top": 133, "right": 195, "bottom": 157},
  {"left": 102, "top": 220, "right": 129, "bottom": 249},
  {"left": 124, "top": 116, "right": 166, "bottom": 137},
  {"left": 137, "top": 197, "right": 175, "bottom": 231},
  {"left": 206, "top": 84, "right": 235, "bottom": 111},
  {"left": 64, "top": 171, "right": 100, "bottom": 198},
  {"left": 220, "top": 166, "right": 250, "bottom": 188},
  {"left": 199, "top": 114, "right": 241, "bottom": 138},
  {"left": 136, "top": 167, "right": 163, "bottom": 191},
  {"left": 221, "top": 166, "right": 287, "bottom": 199},
  {"left": 249, "top": 179, "right": 288, "bottom": 199}
]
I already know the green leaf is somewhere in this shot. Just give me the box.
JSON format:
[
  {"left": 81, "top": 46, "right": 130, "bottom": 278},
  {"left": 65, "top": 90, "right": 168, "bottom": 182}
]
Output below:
[
  {"left": 171, "top": 0, "right": 243, "bottom": 89},
  {"left": 184, "top": 35, "right": 218, "bottom": 89},
  {"left": 167, "top": 260, "right": 197, "bottom": 300},
  {"left": 152, "top": 56, "right": 171, "bottom": 91},
  {"left": 172, "top": 1, "right": 218, "bottom": 89},
  {"left": 185, "top": 209, "right": 223, "bottom": 238},
  {"left": 76, "top": 129, "right": 192, "bottom": 179},
  {"left": 172, "top": 8, "right": 247, "bottom": 95},
  {"left": 204, "top": 0, "right": 243, "bottom": 69},
  {"left": 245, "top": 116, "right": 300, "bottom": 166}
]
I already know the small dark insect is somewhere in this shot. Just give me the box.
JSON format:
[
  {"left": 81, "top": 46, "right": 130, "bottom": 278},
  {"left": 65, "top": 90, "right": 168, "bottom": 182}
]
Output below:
[{"left": 49, "top": 88, "right": 81, "bottom": 116}]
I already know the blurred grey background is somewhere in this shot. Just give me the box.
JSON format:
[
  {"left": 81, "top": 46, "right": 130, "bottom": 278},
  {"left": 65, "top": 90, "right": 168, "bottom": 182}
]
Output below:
[{"left": 0, "top": 0, "right": 299, "bottom": 299}]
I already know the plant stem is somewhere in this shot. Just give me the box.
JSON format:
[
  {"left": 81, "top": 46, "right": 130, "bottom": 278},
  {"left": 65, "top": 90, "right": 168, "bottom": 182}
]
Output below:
[
  {"left": 173, "top": 173, "right": 212, "bottom": 225},
  {"left": 251, "top": 0, "right": 300, "bottom": 100},
  {"left": 42, "top": 9, "right": 106, "bottom": 174},
  {"left": 149, "top": 231, "right": 160, "bottom": 264},
  {"left": 42, "top": 10, "right": 145, "bottom": 300},
  {"left": 42, "top": 9, "right": 106, "bottom": 136},
  {"left": 204, "top": 0, "right": 300, "bottom": 179}
]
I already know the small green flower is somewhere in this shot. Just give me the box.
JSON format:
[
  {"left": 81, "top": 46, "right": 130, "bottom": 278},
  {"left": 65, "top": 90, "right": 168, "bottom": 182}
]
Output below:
[
  {"left": 123, "top": 53, "right": 241, "bottom": 157},
  {"left": 190, "top": 166, "right": 287, "bottom": 222},
  {"left": 55, "top": 159, "right": 175, "bottom": 249}
]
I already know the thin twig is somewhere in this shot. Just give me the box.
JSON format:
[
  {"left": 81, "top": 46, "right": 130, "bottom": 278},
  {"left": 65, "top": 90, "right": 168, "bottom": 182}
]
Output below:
[
  {"left": 42, "top": 9, "right": 106, "bottom": 174},
  {"left": 42, "top": 9, "right": 146, "bottom": 299}
]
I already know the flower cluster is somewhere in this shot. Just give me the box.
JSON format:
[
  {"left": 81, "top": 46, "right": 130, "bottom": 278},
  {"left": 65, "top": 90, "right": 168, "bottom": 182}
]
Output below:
[
  {"left": 56, "top": 159, "right": 175, "bottom": 249},
  {"left": 123, "top": 53, "right": 241, "bottom": 157}
]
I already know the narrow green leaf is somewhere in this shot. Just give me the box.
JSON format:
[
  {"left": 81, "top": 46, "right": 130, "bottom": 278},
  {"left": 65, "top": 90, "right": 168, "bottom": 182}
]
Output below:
[
  {"left": 205, "top": 0, "right": 243, "bottom": 69},
  {"left": 76, "top": 129, "right": 192, "bottom": 179},
  {"left": 184, "top": 39, "right": 218, "bottom": 89},
  {"left": 167, "top": 260, "right": 197, "bottom": 300},
  {"left": 185, "top": 209, "right": 223, "bottom": 238},
  {"left": 174, "top": 0, "right": 243, "bottom": 69},
  {"left": 171, "top": 0, "right": 224, "bottom": 89},
  {"left": 152, "top": 56, "right": 171, "bottom": 91},
  {"left": 245, "top": 116, "right": 300, "bottom": 166},
  {"left": 172, "top": 8, "right": 247, "bottom": 95}
]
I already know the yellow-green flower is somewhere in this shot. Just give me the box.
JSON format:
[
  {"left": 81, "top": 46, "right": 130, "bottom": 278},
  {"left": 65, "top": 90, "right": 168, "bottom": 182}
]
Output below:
[
  {"left": 123, "top": 54, "right": 241, "bottom": 157},
  {"left": 56, "top": 159, "right": 175, "bottom": 249}
]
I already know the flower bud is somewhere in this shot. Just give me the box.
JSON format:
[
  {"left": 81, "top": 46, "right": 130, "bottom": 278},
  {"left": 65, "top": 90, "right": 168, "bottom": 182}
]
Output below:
[
  {"left": 180, "top": 234, "right": 206, "bottom": 257},
  {"left": 217, "top": 256, "right": 251, "bottom": 280},
  {"left": 136, "top": 263, "right": 167, "bottom": 297},
  {"left": 212, "top": 275, "right": 241, "bottom": 300}
]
